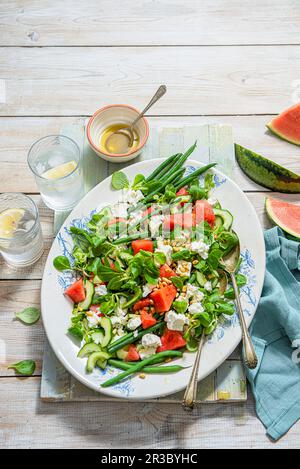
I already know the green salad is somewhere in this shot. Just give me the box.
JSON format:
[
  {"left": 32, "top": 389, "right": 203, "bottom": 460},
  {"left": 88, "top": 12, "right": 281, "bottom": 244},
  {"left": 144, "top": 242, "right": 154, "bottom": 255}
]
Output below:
[{"left": 53, "top": 143, "right": 246, "bottom": 388}]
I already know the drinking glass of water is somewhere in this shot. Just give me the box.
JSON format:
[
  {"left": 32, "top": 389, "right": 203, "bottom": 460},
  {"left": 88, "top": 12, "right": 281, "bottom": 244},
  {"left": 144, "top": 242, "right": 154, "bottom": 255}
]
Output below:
[
  {"left": 27, "top": 135, "right": 84, "bottom": 211},
  {"left": 0, "top": 193, "right": 44, "bottom": 267}
]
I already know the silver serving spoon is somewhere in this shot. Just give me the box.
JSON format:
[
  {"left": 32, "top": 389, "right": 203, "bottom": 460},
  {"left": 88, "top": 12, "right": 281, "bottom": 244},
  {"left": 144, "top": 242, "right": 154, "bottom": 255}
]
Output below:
[
  {"left": 182, "top": 271, "right": 228, "bottom": 410},
  {"left": 220, "top": 235, "right": 258, "bottom": 370},
  {"left": 105, "top": 85, "right": 167, "bottom": 152}
]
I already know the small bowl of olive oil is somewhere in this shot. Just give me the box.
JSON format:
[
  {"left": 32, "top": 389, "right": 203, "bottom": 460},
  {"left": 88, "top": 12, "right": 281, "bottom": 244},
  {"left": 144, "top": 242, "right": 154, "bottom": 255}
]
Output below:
[{"left": 86, "top": 104, "right": 149, "bottom": 163}]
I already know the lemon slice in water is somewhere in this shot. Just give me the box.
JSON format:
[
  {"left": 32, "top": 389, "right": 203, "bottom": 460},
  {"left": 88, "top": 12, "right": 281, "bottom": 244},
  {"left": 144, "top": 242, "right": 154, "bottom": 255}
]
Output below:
[
  {"left": 42, "top": 160, "right": 77, "bottom": 180},
  {"left": 0, "top": 208, "right": 25, "bottom": 239}
]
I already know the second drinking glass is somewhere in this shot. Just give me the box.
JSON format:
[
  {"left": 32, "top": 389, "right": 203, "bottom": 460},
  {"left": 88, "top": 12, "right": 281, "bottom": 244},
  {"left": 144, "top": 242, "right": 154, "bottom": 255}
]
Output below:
[{"left": 27, "top": 135, "right": 84, "bottom": 211}]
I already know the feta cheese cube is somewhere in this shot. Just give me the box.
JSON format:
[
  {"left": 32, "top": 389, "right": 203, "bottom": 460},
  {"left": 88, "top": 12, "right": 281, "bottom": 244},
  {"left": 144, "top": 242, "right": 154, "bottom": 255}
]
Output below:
[
  {"left": 176, "top": 260, "right": 192, "bottom": 276},
  {"left": 130, "top": 210, "right": 144, "bottom": 225},
  {"left": 111, "top": 313, "right": 127, "bottom": 328},
  {"left": 138, "top": 347, "right": 157, "bottom": 360},
  {"left": 110, "top": 202, "right": 129, "bottom": 218},
  {"left": 186, "top": 283, "right": 204, "bottom": 302},
  {"left": 127, "top": 316, "right": 142, "bottom": 331},
  {"left": 155, "top": 239, "right": 173, "bottom": 265},
  {"left": 204, "top": 281, "right": 212, "bottom": 291},
  {"left": 149, "top": 215, "right": 164, "bottom": 237},
  {"left": 141, "top": 333, "right": 162, "bottom": 349},
  {"left": 188, "top": 302, "right": 204, "bottom": 314},
  {"left": 142, "top": 284, "right": 154, "bottom": 297},
  {"left": 190, "top": 240, "right": 210, "bottom": 260},
  {"left": 95, "top": 284, "right": 108, "bottom": 296},
  {"left": 86, "top": 312, "right": 101, "bottom": 328},
  {"left": 165, "top": 310, "right": 189, "bottom": 331},
  {"left": 121, "top": 189, "right": 144, "bottom": 206}
]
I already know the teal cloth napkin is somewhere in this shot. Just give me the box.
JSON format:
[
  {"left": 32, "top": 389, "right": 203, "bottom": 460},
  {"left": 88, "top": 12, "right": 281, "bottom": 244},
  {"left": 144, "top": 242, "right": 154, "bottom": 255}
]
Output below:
[{"left": 246, "top": 227, "right": 300, "bottom": 440}]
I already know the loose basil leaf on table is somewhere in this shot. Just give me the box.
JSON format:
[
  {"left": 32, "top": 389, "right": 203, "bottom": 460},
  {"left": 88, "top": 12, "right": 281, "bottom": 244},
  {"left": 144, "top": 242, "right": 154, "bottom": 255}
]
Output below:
[
  {"left": 8, "top": 360, "right": 36, "bottom": 376},
  {"left": 15, "top": 307, "right": 40, "bottom": 325}
]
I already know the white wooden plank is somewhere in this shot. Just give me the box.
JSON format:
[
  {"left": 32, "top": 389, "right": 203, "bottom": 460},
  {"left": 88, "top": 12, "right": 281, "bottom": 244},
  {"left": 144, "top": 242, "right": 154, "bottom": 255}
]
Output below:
[
  {"left": 0, "top": 279, "right": 44, "bottom": 376},
  {"left": 1, "top": 1, "right": 300, "bottom": 46},
  {"left": 0, "top": 46, "right": 299, "bottom": 116},
  {"left": 2, "top": 377, "right": 300, "bottom": 448},
  {"left": 2, "top": 116, "right": 300, "bottom": 193}
]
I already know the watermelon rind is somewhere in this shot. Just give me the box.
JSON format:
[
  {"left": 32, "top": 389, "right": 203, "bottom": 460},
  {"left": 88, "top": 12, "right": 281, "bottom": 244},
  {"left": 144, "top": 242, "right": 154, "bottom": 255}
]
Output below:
[
  {"left": 265, "top": 197, "right": 300, "bottom": 239},
  {"left": 235, "top": 144, "right": 300, "bottom": 193},
  {"left": 267, "top": 121, "right": 300, "bottom": 147}
]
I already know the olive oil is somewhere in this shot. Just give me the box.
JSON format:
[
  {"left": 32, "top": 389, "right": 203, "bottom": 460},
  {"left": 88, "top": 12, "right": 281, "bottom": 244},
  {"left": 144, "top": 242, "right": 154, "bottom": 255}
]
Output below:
[{"left": 100, "top": 123, "right": 140, "bottom": 155}]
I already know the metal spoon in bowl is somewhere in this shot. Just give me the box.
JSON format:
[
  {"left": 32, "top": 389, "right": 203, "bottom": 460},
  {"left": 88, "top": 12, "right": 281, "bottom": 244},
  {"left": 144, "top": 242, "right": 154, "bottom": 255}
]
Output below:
[
  {"left": 105, "top": 85, "right": 167, "bottom": 152},
  {"left": 220, "top": 235, "right": 258, "bottom": 370},
  {"left": 182, "top": 271, "right": 228, "bottom": 410}
]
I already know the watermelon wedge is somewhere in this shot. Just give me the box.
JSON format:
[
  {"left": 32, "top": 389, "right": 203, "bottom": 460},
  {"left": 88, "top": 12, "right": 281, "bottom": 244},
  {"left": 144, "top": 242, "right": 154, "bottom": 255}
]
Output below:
[
  {"left": 235, "top": 144, "right": 300, "bottom": 193},
  {"left": 266, "top": 197, "right": 300, "bottom": 238},
  {"left": 267, "top": 103, "right": 300, "bottom": 146}
]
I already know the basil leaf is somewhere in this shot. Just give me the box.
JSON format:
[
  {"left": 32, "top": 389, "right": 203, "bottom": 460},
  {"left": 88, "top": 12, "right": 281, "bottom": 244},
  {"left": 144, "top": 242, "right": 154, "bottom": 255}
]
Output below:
[
  {"left": 68, "top": 326, "right": 84, "bottom": 340},
  {"left": 207, "top": 243, "right": 223, "bottom": 270},
  {"left": 111, "top": 171, "right": 129, "bottom": 190},
  {"left": 173, "top": 299, "right": 188, "bottom": 314},
  {"left": 189, "top": 185, "right": 206, "bottom": 202},
  {"left": 107, "top": 275, "right": 128, "bottom": 291},
  {"left": 97, "top": 263, "right": 120, "bottom": 282},
  {"left": 132, "top": 174, "right": 145, "bottom": 189},
  {"left": 15, "top": 307, "right": 40, "bottom": 325},
  {"left": 171, "top": 249, "right": 192, "bottom": 261},
  {"left": 8, "top": 360, "right": 36, "bottom": 376},
  {"left": 216, "top": 301, "right": 235, "bottom": 316},
  {"left": 224, "top": 274, "right": 247, "bottom": 299},
  {"left": 171, "top": 276, "right": 184, "bottom": 290},
  {"left": 204, "top": 173, "right": 215, "bottom": 194},
  {"left": 53, "top": 255, "right": 71, "bottom": 271},
  {"left": 154, "top": 251, "right": 166, "bottom": 266}
]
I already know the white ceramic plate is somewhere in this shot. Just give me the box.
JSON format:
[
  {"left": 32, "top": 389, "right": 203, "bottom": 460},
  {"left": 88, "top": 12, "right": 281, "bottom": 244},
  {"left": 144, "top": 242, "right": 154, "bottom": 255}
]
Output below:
[{"left": 41, "top": 159, "right": 265, "bottom": 400}]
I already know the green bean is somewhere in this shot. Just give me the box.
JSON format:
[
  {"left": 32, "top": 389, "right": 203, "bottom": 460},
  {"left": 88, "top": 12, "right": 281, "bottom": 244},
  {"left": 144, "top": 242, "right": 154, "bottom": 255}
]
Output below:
[
  {"left": 112, "top": 232, "right": 149, "bottom": 245},
  {"left": 171, "top": 169, "right": 186, "bottom": 186},
  {"left": 174, "top": 163, "right": 217, "bottom": 191},
  {"left": 101, "top": 351, "right": 183, "bottom": 387},
  {"left": 144, "top": 168, "right": 184, "bottom": 203},
  {"left": 146, "top": 153, "right": 180, "bottom": 182},
  {"left": 155, "top": 153, "right": 183, "bottom": 181},
  {"left": 107, "top": 313, "right": 160, "bottom": 350},
  {"left": 158, "top": 142, "right": 196, "bottom": 185},
  {"left": 107, "top": 321, "right": 165, "bottom": 354},
  {"left": 108, "top": 359, "right": 184, "bottom": 374}
]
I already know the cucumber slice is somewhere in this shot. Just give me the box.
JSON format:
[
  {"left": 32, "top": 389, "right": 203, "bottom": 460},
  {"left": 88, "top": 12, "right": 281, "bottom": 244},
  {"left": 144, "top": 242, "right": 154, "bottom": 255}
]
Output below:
[
  {"left": 196, "top": 271, "right": 206, "bottom": 287},
  {"left": 100, "top": 316, "right": 112, "bottom": 348},
  {"left": 86, "top": 351, "right": 110, "bottom": 372},
  {"left": 77, "top": 342, "right": 101, "bottom": 358},
  {"left": 97, "top": 359, "right": 108, "bottom": 370},
  {"left": 213, "top": 208, "right": 233, "bottom": 231},
  {"left": 214, "top": 216, "right": 223, "bottom": 229},
  {"left": 214, "top": 201, "right": 221, "bottom": 209},
  {"left": 116, "top": 346, "right": 129, "bottom": 360},
  {"left": 78, "top": 279, "right": 94, "bottom": 311}
]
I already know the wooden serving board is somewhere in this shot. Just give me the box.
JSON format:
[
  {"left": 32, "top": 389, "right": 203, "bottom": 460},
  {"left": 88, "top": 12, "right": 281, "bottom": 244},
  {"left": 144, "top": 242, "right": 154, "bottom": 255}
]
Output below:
[{"left": 40, "top": 122, "right": 247, "bottom": 403}]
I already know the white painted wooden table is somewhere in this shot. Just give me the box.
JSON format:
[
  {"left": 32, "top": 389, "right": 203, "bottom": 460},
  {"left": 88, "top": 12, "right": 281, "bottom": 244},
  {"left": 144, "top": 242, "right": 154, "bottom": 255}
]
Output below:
[{"left": 1, "top": 0, "right": 300, "bottom": 448}]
